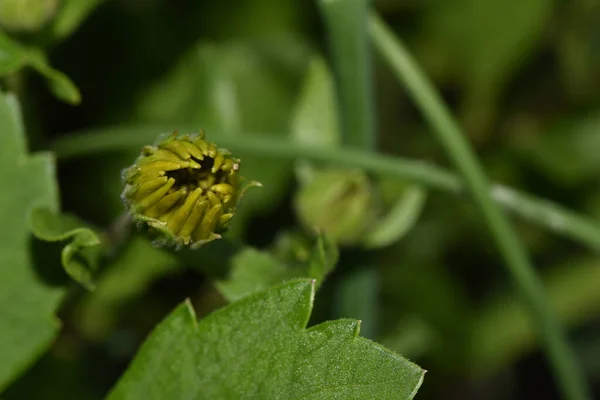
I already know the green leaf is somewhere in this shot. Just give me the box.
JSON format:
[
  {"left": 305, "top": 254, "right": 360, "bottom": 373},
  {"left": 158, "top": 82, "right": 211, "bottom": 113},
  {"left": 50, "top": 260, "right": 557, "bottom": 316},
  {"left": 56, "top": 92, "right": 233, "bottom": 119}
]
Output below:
[
  {"left": 364, "top": 184, "right": 427, "bottom": 249},
  {"left": 108, "top": 279, "right": 424, "bottom": 400},
  {"left": 0, "top": 0, "right": 59, "bottom": 32},
  {"left": 28, "top": 207, "right": 102, "bottom": 290},
  {"left": 216, "top": 231, "right": 339, "bottom": 302},
  {"left": 134, "top": 44, "right": 241, "bottom": 133},
  {"left": 0, "top": 91, "right": 64, "bottom": 391},
  {"left": 291, "top": 56, "right": 340, "bottom": 149},
  {"left": 0, "top": 32, "right": 81, "bottom": 104},
  {"left": 291, "top": 55, "right": 341, "bottom": 184},
  {"left": 0, "top": 32, "right": 26, "bottom": 73},
  {"left": 215, "top": 248, "right": 294, "bottom": 302}
]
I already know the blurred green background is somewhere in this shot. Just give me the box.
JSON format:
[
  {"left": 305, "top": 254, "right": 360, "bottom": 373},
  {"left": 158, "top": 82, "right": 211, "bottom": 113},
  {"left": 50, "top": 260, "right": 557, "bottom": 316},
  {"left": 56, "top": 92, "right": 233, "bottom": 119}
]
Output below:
[{"left": 2, "top": 0, "right": 600, "bottom": 399}]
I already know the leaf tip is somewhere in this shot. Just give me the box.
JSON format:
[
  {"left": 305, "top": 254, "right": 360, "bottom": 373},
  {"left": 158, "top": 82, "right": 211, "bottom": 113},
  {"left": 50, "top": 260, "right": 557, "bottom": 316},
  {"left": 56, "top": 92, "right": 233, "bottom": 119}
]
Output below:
[
  {"left": 182, "top": 298, "right": 198, "bottom": 327},
  {"left": 354, "top": 319, "right": 362, "bottom": 337},
  {"left": 410, "top": 369, "right": 427, "bottom": 399}
]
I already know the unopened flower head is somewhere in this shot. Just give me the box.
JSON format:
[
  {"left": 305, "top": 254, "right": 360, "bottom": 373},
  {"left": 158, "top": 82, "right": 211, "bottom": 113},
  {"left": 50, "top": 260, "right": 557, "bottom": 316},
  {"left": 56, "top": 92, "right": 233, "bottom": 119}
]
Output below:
[
  {"left": 122, "top": 130, "right": 260, "bottom": 249},
  {"left": 294, "top": 168, "right": 375, "bottom": 245}
]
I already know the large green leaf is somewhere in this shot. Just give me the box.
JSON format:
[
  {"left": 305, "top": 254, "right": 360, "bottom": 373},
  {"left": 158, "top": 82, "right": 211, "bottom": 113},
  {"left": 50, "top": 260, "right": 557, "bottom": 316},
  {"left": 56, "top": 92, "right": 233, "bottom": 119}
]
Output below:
[
  {"left": 108, "top": 279, "right": 424, "bottom": 400},
  {"left": 0, "top": 91, "right": 64, "bottom": 391}
]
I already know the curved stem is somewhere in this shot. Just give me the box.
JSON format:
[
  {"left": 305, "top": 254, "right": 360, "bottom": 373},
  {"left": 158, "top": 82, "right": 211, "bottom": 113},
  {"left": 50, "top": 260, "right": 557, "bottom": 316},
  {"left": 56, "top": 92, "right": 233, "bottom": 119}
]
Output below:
[{"left": 369, "top": 13, "right": 590, "bottom": 400}]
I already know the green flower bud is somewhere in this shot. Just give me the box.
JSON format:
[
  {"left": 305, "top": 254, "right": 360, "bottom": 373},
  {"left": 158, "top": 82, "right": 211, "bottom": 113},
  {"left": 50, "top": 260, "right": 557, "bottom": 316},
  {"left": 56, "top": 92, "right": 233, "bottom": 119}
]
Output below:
[
  {"left": 122, "top": 130, "right": 260, "bottom": 249},
  {"left": 294, "top": 169, "right": 375, "bottom": 245},
  {"left": 0, "top": 0, "right": 59, "bottom": 32}
]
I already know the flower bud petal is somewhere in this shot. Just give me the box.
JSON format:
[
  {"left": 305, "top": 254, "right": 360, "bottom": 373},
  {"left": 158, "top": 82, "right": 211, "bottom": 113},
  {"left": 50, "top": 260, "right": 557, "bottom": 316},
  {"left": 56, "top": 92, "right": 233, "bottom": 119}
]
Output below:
[{"left": 121, "top": 131, "right": 260, "bottom": 249}]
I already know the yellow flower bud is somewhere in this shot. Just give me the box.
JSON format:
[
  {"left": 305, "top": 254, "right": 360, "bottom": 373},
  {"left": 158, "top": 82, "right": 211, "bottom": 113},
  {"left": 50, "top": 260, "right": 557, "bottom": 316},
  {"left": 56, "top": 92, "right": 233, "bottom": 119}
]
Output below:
[{"left": 121, "top": 130, "right": 260, "bottom": 249}]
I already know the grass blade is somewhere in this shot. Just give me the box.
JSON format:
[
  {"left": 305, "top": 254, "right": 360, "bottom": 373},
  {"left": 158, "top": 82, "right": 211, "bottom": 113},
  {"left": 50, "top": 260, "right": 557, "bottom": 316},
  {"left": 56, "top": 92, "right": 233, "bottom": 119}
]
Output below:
[
  {"left": 317, "top": 0, "right": 376, "bottom": 149},
  {"left": 369, "top": 13, "right": 590, "bottom": 400}
]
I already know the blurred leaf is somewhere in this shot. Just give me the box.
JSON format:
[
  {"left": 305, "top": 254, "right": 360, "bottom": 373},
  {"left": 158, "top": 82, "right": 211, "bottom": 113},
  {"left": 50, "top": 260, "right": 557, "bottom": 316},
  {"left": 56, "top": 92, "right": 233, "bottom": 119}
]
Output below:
[
  {"left": 134, "top": 39, "right": 309, "bottom": 133},
  {"left": 48, "top": 0, "right": 105, "bottom": 42},
  {"left": 0, "top": 0, "right": 59, "bottom": 32},
  {"left": 291, "top": 56, "right": 340, "bottom": 148},
  {"left": 216, "top": 231, "right": 339, "bottom": 302},
  {"left": 0, "top": 91, "right": 64, "bottom": 391},
  {"left": 517, "top": 110, "right": 600, "bottom": 185},
  {"left": 107, "top": 280, "right": 424, "bottom": 400},
  {"left": 364, "top": 184, "right": 427, "bottom": 248},
  {"left": 28, "top": 207, "right": 101, "bottom": 290},
  {"left": 0, "top": 32, "right": 81, "bottom": 104},
  {"left": 75, "top": 236, "right": 181, "bottom": 340},
  {"left": 270, "top": 230, "right": 314, "bottom": 265},
  {"left": 201, "top": 0, "right": 303, "bottom": 38},
  {"left": 215, "top": 248, "right": 294, "bottom": 302},
  {"left": 134, "top": 44, "right": 241, "bottom": 133},
  {"left": 291, "top": 55, "right": 340, "bottom": 184},
  {"left": 0, "top": 32, "right": 24, "bottom": 73}
]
